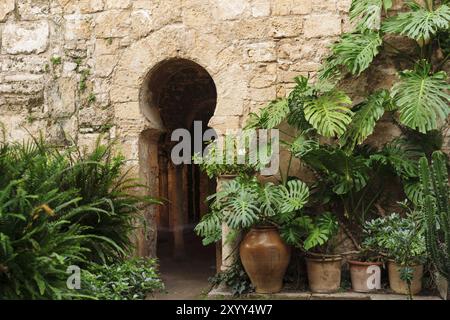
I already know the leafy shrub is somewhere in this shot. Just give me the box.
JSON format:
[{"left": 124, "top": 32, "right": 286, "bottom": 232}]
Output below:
[
  {"left": 0, "top": 135, "right": 160, "bottom": 299},
  {"left": 0, "top": 136, "right": 159, "bottom": 264},
  {"left": 82, "top": 258, "right": 164, "bottom": 300},
  {"left": 0, "top": 180, "right": 91, "bottom": 299}
]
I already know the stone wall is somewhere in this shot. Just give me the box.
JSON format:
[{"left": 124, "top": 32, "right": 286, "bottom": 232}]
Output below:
[{"left": 0, "top": 0, "right": 356, "bottom": 147}]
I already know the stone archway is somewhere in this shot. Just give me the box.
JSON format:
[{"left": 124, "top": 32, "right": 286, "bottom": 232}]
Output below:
[
  {"left": 141, "top": 58, "right": 217, "bottom": 261},
  {"left": 111, "top": 26, "right": 248, "bottom": 259}
]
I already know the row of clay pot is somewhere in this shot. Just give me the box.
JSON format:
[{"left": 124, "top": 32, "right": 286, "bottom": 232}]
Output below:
[
  {"left": 239, "top": 226, "right": 423, "bottom": 295},
  {"left": 308, "top": 255, "right": 423, "bottom": 295}
]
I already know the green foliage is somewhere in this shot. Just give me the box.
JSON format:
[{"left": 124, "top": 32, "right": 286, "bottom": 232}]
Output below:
[
  {"left": 281, "top": 212, "right": 339, "bottom": 254},
  {"left": 319, "top": 1, "right": 450, "bottom": 137},
  {"left": 391, "top": 61, "right": 450, "bottom": 133},
  {"left": 248, "top": 76, "right": 353, "bottom": 138},
  {"left": 350, "top": 0, "right": 393, "bottom": 30},
  {"left": 193, "top": 136, "right": 265, "bottom": 178},
  {"left": 370, "top": 138, "right": 425, "bottom": 204},
  {"left": 81, "top": 258, "right": 164, "bottom": 300},
  {"left": 195, "top": 176, "right": 309, "bottom": 245},
  {"left": 246, "top": 99, "right": 290, "bottom": 129},
  {"left": 321, "top": 31, "right": 383, "bottom": 78},
  {"left": 382, "top": 3, "right": 450, "bottom": 41},
  {"left": 340, "top": 90, "right": 389, "bottom": 151},
  {"left": 50, "top": 56, "right": 62, "bottom": 66},
  {"left": 79, "top": 69, "right": 90, "bottom": 92},
  {"left": 0, "top": 135, "right": 161, "bottom": 299},
  {"left": 302, "top": 147, "right": 371, "bottom": 195},
  {"left": 303, "top": 213, "right": 340, "bottom": 252},
  {"left": 209, "top": 260, "right": 253, "bottom": 296},
  {"left": 303, "top": 89, "right": 354, "bottom": 138},
  {"left": 418, "top": 151, "right": 450, "bottom": 280},
  {"left": 363, "top": 212, "right": 427, "bottom": 265},
  {"left": 0, "top": 189, "right": 90, "bottom": 299},
  {"left": 371, "top": 138, "right": 424, "bottom": 179}
]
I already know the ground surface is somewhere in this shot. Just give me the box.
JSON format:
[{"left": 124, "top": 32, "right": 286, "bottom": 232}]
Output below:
[
  {"left": 208, "top": 288, "right": 442, "bottom": 300},
  {"left": 148, "top": 231, "right": 216, "bottom": 300}
]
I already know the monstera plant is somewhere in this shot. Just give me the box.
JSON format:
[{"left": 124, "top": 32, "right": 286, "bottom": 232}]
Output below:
[{"left": 195, "top": 176, "right": 310, "bottom": 293}]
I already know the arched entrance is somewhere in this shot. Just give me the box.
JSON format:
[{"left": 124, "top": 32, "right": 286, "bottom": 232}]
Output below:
[{"left": 141, "top": 59, "right": 217, "bottom": 292}]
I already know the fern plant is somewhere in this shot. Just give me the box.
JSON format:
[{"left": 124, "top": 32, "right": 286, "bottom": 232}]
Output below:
[
  {"left": 0, "top": 134, "right": 161, "bottom": 299},
  {"left": 418, "top": 151, "right": 450, "bottom": 282}
]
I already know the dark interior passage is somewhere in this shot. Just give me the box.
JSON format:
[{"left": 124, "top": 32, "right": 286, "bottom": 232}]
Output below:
[{"left": 147, "top": 59, "right": 217, "bottom": 296}]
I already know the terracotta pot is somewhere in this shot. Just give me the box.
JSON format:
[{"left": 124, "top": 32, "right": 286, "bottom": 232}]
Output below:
[
  {"left": 349, "top": 260, "right": 383, "bottom": 293},
  {"left": 306, "top": 254, "right": 342, "bottom": 293},
  {"left": 239, "top": 226, "right": 291, "bottom": 293},
  {"left": 387, "top": 260, "right": 423, "bottom": 295}
]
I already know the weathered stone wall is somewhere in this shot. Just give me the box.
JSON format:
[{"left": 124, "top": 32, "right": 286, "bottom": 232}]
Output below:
[{"left": 0, "top": 0, "right": 356, "bottom": 147}]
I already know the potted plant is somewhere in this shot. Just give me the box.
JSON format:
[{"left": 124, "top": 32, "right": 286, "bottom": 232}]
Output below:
[
  {"left": 193, "top": 135, "right": 268, "bottom": 271},
  {"left": 282, "top": 212, "right": 342, "bottom": 293},
  {"left": 348, "top": 246, "right": 384, "bottom": 293},
  {"left": 195, "top": 176, "right": 310, "bottom": 293},
  {"left": 363, "top": 211, "right": 427, "bottom": 297},
  {"left": 419, "top": 151, "right": 450, "bottom": 300}
]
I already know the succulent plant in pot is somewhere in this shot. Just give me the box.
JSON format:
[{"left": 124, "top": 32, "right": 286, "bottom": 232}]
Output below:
[
  {"left": 363, "top": 211, "right": 427, "bottom": 297},
  {"left": 195, "top": 176, "right": 310, "bottom": 293}
]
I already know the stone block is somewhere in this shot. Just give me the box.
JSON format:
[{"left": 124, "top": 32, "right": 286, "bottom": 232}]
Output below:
[
  {"left": 272, "top": 0, "right": 313, "bottom": 16},
  {"left": 94, "top": 10, "right": 130, "bottom": 38},
  {"left": 244, "top": 42, "right": 276, "bottom": 63},
  {"left": 213, "top": 0, "right": 249, "bottom": 20},
  {"left": 271, "top": 16, "right": 303, "bottom": 38},
  {"left": 251, "top": 0, "right": 271, "bottom": 17},
  {"left": 94, "top": 55, "right": 117, "bottom": 78},
  {"left": 304, "top": 14, "right": 342, "bottom": 38},
  {"left": 64, "top": 14, "right": 92, "bottom": 41},
  {"left": 0, "top": 0, "right": 14, "bottom": 22},
  {"left": 105, "top": 0, "right": 132, "bottom": 9},
  {"left": 1, "top": 21, "right": 49, "bottom": 54}
]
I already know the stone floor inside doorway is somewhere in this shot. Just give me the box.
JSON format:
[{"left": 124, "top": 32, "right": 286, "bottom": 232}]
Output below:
[{"left": 147, "top": 231, "right": 216, "bottom": 300}]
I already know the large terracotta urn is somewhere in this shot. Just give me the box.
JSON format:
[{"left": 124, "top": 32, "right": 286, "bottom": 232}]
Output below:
[{"left": 239, "top": 226, "right": 291, "bottom": 293}]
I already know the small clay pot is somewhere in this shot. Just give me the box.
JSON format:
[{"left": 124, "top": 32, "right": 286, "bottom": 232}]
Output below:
[
  {"left": 349, "top": 260, "right": 383, "bottom": 293},
  {"left": 387, "top": 260, "right": 423, "bottom": 295},
  {"left": 435, "top": 272, "right": 449, "bottom": 300},
  {"left": 306, "top": 254, "right": 342, "bottom": 293},
  {"left": 239, "top": 226, "right": 291, "bottom": 294}
]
